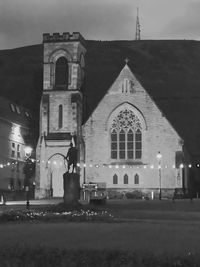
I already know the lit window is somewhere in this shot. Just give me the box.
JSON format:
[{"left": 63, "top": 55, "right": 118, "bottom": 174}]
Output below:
[
  {"left": 113, "top": 174, "right": 118, "bottom": 184},
  {"left": 17, "top": 144, "right": 20, "bottom": 158},
  {"left": 25, "top": 111, "right": 29, "bottom": 117},
  {"left": 110, "top": 109, "right": 142, "bottom": 160},
  {"left": 124, "top": 174, "right": 128, "bottom": 184},
  {"left": 10, "top": 104, "right": 15, "bottom": 112},
  {"left": 11, "top": 143, "right": 15, "bottom": 158},
  {"left": 16, "top": 106, "right": 20, "bottom": 114},
  {"left": 134, "top": 174, "right": 139, "bottom": 184}
]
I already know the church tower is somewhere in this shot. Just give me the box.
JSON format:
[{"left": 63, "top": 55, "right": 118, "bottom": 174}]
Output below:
[{"left": 35, "top": 32, "right": 86, "bottom": 198}]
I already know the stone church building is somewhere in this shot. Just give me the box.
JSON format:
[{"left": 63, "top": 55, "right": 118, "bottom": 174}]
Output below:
[{"left": 35, "top": 32, "right": 189, "bottom": 199}]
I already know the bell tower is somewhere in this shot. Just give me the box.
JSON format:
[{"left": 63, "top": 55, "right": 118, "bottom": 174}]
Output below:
[{"left": 36, "top": 32, "right": 86, "bottom": 198}]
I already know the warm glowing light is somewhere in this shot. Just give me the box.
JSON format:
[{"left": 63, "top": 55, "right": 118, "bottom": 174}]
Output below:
[
  {"left": 122, "top": 165, "right": 125, "bottom": 169},
  {"left": 172, "top": 164, "right": 175, "bottom": 168},
  {"left": 180, "top": 164, "right": 184, "bottom": 168},
  {"left": 76, "top": 163, "right": 80, "bottom": 167},
  {"left": 89, "top": 164, "right": 93, "bottom": 168},
  {"left": 156, "top": 151, "right": 162, "bottom": 160},
  {"left": 150, "top": 165, "right": 154, "bottom": 169},
  {"left": 197, "top": 164, "right": 200, "bottom": 168},
  {"left": 24, "top": 146, "right": 32, "bottom": 157},
  {"left": 109, "top": 165, "right": 112, "bottom": 168},
  {"left": 189, "top": 164, "right": 192, "bottom": 168},
  {"left": 144, "top": 165, "right": 147, "bottom": 169},
  {"left": 83, "top": 163, "right": 86, "bottom": 168},
  {"left": 7, "top": 162, "right": 10, "bottom": 166},
  {"left": 0, "top": 164, "right": 3, "bottom": 168},
  {"left": 115, "top": 165, "right": 119, "bottom": 169}
]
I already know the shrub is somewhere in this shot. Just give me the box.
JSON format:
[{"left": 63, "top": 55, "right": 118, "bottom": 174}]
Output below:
[
  {"left": 125, "top": 190, "right": 142, "bottom": 199},
  {"left": 0, "top": 207, "right": 114, "bottom": 223}
]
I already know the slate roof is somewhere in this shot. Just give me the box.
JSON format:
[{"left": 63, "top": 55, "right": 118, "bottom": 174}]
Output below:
[
  {"left": 0, "top": 40, "right": 200, "bottom": 157},
  {"left": 0, "top": 96, "right": 31, "bottom": 127}
]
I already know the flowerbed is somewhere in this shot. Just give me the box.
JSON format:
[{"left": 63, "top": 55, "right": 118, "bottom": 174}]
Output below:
[
  {"left": 0, "top": 247, "right": 199, "bottom": 267},
  {"left": 0, "top": 208, "right": 114, "bottom": 222}
]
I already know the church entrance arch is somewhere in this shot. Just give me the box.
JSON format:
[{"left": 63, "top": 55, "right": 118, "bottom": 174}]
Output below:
[{"left": 47, "top": 153, "right": 67, "bottom": 197}]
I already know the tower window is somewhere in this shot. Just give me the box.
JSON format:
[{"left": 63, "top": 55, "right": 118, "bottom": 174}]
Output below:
[
  {"left": 58, "top": 105, "right": 63, "bottom": 128},
  {"left": 55, "top": 57, "right": 68, "bottom": 87}
]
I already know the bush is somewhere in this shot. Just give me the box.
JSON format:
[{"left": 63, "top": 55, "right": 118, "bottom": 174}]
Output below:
[
  {"left": 0, "top": 207, "right": 114, "bottom": 223},
  {"left": 0, "top": 247, "right": 199, "bottom": 267},
  {"left": 125, "top": 191, "right": 142, "bottom": 199}
]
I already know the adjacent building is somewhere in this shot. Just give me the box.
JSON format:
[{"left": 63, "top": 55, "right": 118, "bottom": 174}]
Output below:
[{"left": 0, "top": 97, "right": 32, "bottom": 191}]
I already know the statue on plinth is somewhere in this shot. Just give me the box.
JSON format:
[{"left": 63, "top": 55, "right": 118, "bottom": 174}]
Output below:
[
  {"left": 65, "top": 142, "right": 78, "bottom": 173},
  {"left": 63, "top": 142, "right": 80, "bottom": 205}
]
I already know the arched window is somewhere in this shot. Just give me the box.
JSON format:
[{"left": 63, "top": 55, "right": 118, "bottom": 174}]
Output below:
[
  {"left": 113, "top": 174, "right": 118, "bottom": 184},
  {"left": 58, "top": 105, "right": 63, "bottom": 128},
  {"left": 119, "top": 129, "right": 125, "bottom": 159},
  {"left": 110, "top": 109, "right": 142, "bottom": 160},
  {"left": 55, "top": 57, "right": 68, "bottom": 86},
  {"left": 135, "top": 129, "right": 142, "bottom": 159},
  {"left": 124, "top": 174, "right": 128, "bottom": 184},
  {"left": 134, "top": 174, "right": 139, "bottom": 184},
  {"left": 111, "top": 129, "right": 117, "bottom": 159}
]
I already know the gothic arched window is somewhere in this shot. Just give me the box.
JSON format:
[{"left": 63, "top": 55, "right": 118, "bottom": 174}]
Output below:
[
  {"left": 124, "top": 174, "right": 128, "bottom": 184},
  {"left": 113, "top": 174, "right": 118, "bottom": 184},
  {"left": 110, "top": 109, "right": 142, "bottom": 160},
  {"left": 134, "top": 173, "right": 139, "bottom": 184},
  {"left": 58, "top": 105, "right": 63, "bottom": 128},
  {"left": 55, "top": 57, "right": 68, "bottom": 86}
]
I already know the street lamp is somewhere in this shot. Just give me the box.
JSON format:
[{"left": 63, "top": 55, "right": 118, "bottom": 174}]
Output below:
[
  {"left": 24, "top": 146, "right": 33, "bottom": 209},
  {"left": 156, "top": 151, "right": 162, "bottom": 200}
]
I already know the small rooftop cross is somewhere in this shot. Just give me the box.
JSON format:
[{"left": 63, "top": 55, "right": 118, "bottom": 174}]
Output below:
[{"left": 125, "top": 58, "right": 129, "bottom": 65}]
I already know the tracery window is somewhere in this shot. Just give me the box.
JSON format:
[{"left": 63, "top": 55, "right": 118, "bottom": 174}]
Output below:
[
  {"left": 55, "top": 57, "right": 68, "bottom": 86},
  {"left": 110, "top": 109, "right": 142, "bottom": 160}
]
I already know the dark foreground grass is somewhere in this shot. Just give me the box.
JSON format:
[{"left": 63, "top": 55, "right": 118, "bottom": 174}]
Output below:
[{"left": 0, "top": 247, "right": 199, "bottom": 267}]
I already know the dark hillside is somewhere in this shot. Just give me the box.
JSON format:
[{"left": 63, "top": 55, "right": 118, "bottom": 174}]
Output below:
[{"left": 0, "top": 40, "right": 200, "bottom": 157}]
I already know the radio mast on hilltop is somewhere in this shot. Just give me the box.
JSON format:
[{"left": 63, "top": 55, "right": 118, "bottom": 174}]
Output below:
[{"left": 135, "top": 7, "right": 141, "bottom": 40}]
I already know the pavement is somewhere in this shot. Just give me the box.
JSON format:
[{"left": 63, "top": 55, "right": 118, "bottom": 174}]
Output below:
[{"left": 0, "top": 197, "right": 63, "bottom": 207}]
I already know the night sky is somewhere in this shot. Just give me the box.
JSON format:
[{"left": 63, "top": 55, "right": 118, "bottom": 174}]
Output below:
[{"left": 0, "top": 0, "right": 199, "bottom": 49}]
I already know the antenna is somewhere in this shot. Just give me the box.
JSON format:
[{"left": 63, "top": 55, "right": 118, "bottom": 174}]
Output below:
[{"left": 135, "top": 7, "right": 141, "bottom": 40}]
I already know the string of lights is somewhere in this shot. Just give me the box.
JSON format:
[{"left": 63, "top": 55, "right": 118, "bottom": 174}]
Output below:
[{"left": 0, "top": 159, "right": 200, "bottom": 169}]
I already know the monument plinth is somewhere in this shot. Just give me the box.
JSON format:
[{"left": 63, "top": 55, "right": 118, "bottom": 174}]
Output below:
[{"left": 63, "top": 172, "right": 80, "bottom": 204}]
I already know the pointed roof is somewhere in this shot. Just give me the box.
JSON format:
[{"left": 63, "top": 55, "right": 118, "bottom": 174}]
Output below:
[{"left": 0, "top": 40, "right": 200, "bottom": 157}]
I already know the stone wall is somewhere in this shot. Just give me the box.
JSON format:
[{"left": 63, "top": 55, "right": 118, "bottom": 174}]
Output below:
[{"left": 83, "top": 65, "right": 185, "bottom": 192}]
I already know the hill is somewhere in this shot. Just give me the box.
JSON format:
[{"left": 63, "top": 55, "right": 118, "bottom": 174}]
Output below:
[{"left": 0, "top": 40, "right": 200, "bottom": 157}]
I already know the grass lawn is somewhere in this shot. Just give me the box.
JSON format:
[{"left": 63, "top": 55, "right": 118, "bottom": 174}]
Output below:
[
  {"left": 0, "top": 199, "right": 200, "bottom": 256},
  {"left": 1, "top": 221, "right": 200, "bottom": 255}
]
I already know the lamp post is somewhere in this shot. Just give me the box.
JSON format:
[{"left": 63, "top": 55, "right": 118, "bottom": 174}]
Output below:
[
  {"left": 156, "top": 151, "right": 162, "bottom": 200},
  {"left": 24, "top": 146, "right": 33, "bottom": 209}
]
